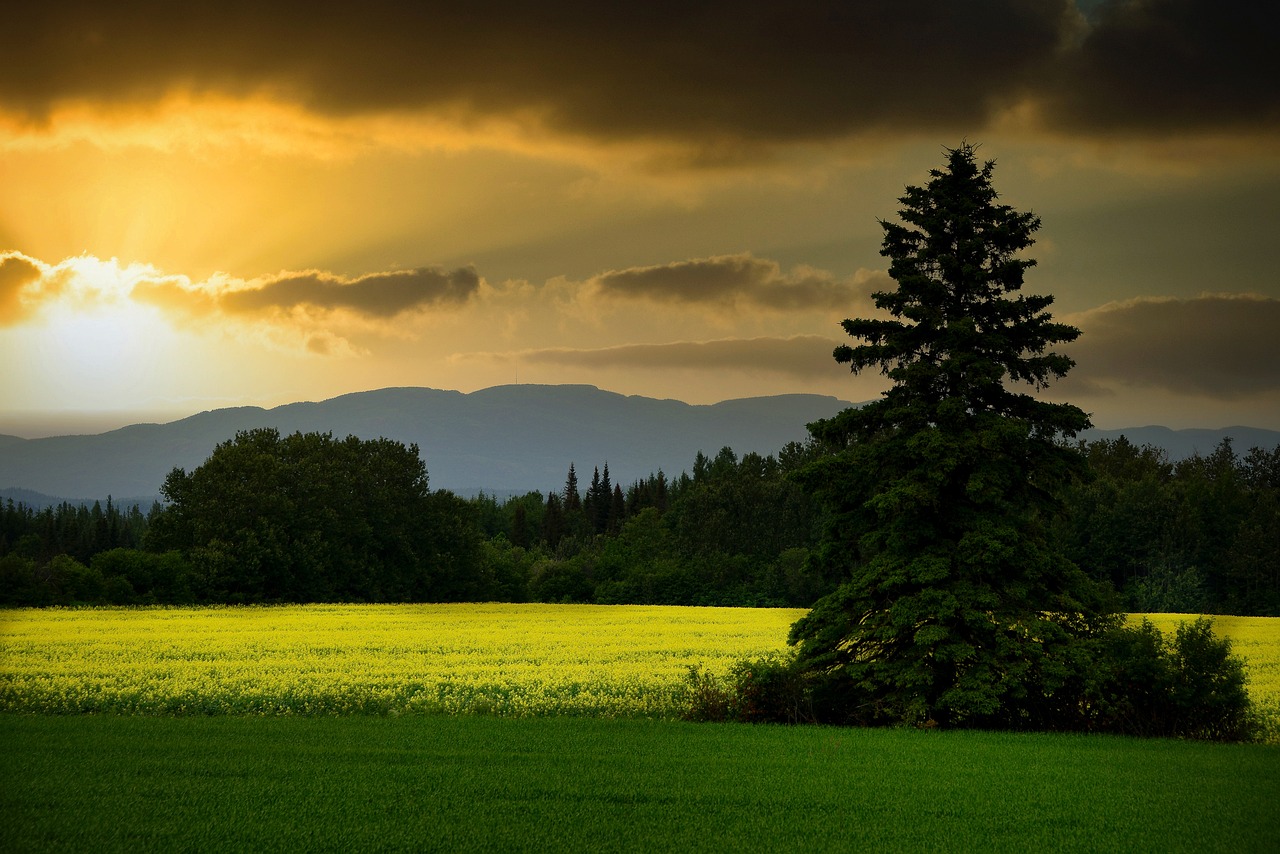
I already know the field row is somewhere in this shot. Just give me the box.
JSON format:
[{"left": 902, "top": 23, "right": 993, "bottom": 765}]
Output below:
[{"left": 2, "top": 605, "right": 1277, "bottom": 721}]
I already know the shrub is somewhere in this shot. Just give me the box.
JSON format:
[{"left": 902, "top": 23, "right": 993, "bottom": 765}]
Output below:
[
  {"left": 1083, "top": 617, "right": 1255, "bottom": 741},
  {"left": 1166, "top": 618, "right": 1253, "bottom": 740},
  {"left": 681, "top": 665, "right": 732, "bottom": 723},
  {"left": 683, "top": 655, "right": 812, "bottom": 724},
  {"left": 688, "top": 617, "right": 1258, "bottom": 741}
]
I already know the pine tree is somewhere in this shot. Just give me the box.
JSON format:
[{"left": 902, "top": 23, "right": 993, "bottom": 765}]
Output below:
[
  {"left": 609, "top": 484, "right": 626, "bottom": 533},
  {"left": 542, "top": 491, "right": 565, "bottom": 549},
  {"left": 563, "top": 464, "right": 582, "bottom": 513},
  {"left": 790, "top": 143, "right": 1112, "bottom": 728}
]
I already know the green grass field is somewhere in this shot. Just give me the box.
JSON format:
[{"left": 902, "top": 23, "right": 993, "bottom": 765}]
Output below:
[{"left": 3, "top": 714, "right": 1278, "bottom": 853}]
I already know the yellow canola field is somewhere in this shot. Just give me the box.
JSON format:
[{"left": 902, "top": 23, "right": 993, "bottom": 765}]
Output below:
[
  {"left": 2, "top": 606, "right": 1277, "bottom": 720},
  {"left": 0, "top": 604, "right": 804, "bottom": 717}
]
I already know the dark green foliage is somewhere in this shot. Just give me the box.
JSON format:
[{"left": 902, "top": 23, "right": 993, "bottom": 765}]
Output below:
[
  {"left": 683, "top": 655, "right": 812, "bottom": 724},
  {"left": 89, "top": 549, "right": 196, "bottom": 604},
  {"left": 1077, "top": 618, "right": 1255, "bottom": 741},
  {"left": 2, "top": 425, "right": 1275, "bottom": 612},
  {"left": 790, "top": 143, "right": 1108, "bottom": 728},
  {"left": 147, "top": 428, "right": 483, "bottom": 603},
  {"left": 529, "top": 559, "right": 595, "bottom": 603},
  {"left": 0, "top": 497, "right": 149, "bottom": 566},
  {"left": 0, "top": 553, "right": 48, "bottom": 606},
  {"left": 456, "top": 444, "right": 829, "bottom": 607},
  {"left": 685, "top": 616, "right": 1255, "bottom": 741},
  {"left": 1058, "top": 438, "right": 1280, "bottom": 615},
  {"left": 781, "top": 144, "right": 1264, "bottom": 740}
]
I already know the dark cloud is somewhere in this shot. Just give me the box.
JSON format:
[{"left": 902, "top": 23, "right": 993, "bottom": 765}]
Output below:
[
  {"left": 1072, "top": 294, "right": 1280, "bottom": 398},
  {"left": 1042, "top": 1, "right": 1280, "bottom": 133},
  {"left": 592, "top": 254, "right": 884, "bottom": 310},
  {"left": 12, "top": 1, "right": 1269, "bottom": 149},
  {"left": 221, "top": 267, "right": 479, "bottom": 317},
  {"left": 0, "top": 252, "right": 43, "bottom": 325},
  {"left": 521, "top": 335, "right": 845, "bottom": 378},
  {"left": 4, "top": 2, "right": 1064, "bottom": 143}
]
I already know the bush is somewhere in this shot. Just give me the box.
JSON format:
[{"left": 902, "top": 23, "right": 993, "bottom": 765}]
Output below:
[
  {"left": 681, "top": 665, "right": 732, "bottom": 723},
  {"left": 1083, "top": 617, "right": 1255, "bottom": 741},
  {"left": 1166, "top": 618, "right": 1253, "bottom": 740},
  {"left": 683, "top": 655, "right": 812, "bottom": 724},
  {"left": 693, "top": 618, "right": 1258, "bottom": 741}
]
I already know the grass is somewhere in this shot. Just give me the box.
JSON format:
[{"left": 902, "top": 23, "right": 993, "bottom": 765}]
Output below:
[{"left": 3, "top": 713, "right": 1278, "bottom": 853}]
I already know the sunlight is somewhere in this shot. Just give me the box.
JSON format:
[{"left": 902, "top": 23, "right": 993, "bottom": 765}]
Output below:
[
  {"left": 35, "top": 302, "right": 172, "bottom": 405},
  {"left": 11, "top": 256, "right": 188, "bottom": 410},
  {"left": 58, "top": 255, "right": 160, "bottom": 302}
]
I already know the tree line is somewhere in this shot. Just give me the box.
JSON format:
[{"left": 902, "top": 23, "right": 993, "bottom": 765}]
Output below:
[{"left": 1, "top": 429, "right": 1276, "bottom": 614}]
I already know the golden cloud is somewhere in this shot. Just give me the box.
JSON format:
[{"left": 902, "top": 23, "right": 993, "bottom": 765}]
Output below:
[
  {"left": 0, "top": 251, "right": 43, "bottom": 324},
  {"left": 219, "top": 267, "right": 480, "bottom": 318}
]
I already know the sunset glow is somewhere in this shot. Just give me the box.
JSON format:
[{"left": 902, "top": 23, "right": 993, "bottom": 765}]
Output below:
[{"left": 2, "top": 1, "right": 1278, "bottom": 435}]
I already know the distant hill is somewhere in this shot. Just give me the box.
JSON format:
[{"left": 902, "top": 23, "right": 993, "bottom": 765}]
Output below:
[
  {"left": 2, "top": 385, "right": 1276, "bottom": 507},
  {"left": 0, "top": 385, "right": 855, "bottom": 503},
  {"left": 1078, "top": 425, "right": 1280, "bottom": 461}
]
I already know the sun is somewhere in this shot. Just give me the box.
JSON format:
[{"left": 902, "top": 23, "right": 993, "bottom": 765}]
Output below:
[{"left": 13, "top": 256, "right": 188, "bottom": 411}]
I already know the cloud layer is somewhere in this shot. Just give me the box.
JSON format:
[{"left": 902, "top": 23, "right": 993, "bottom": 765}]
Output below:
[
  {"left": 6, "top": 0, "right": 1275, "bottom": 155},
  {"left": 8, "top": 249, "right": 1278, "bottom": 424},
  {"left": 132, "top": 266, "right": 479, "bottom": 322},
  {"left": 218, "top": 268, "right": 479, "bottom": 317},
  {"left": 590, "top": 255, "right": 886, "bottom": 310},
  {"left": 1070, "top": 294, "right": 1280, "bottom": 399},
  {"left": 514, "top": 335, "right": 846, "bottom": 378},
  {"left": 0, "top": 252, "right": 43, "bottom": 324}
]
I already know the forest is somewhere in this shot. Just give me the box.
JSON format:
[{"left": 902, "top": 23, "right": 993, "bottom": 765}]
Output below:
[{"left": 1, "top": 428, "right": 1277, "bottom": 615}]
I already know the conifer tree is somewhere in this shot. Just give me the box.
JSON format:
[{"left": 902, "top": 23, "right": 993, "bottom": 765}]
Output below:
[
  {"left": 542, "top": 491, "right": 565, "bottom": 549},
  {"left": 563, "top": 464, "right": 582, "bottom": 512},
  {"left": 790, "top": 143, "right": 1111, "bottom": 727}
]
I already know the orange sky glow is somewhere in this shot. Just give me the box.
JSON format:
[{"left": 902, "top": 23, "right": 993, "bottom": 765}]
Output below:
[{"left": 2, "top": 1, "right": 1278, "bottom": 435}]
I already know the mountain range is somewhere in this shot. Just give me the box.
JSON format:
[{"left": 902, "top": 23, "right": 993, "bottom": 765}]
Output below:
[{"left": 2, "top": 384, "right": 1277, "bottom": 508}]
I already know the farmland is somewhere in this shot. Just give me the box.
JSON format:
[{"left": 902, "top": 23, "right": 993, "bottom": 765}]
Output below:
[
  {"left": 0, "top": 604, "right": 803, "bottom": 717},
  {"left": 2, "top": 605, "right": 1278, "bottom": 851},
  {"left": 2, "top": 605, "right": 1278, "bottom": 720},
  {"left": 4, "top": 714, "right": 1280, "bottom": 853}
]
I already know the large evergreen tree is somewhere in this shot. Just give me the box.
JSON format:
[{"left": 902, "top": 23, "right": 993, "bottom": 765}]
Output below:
[{"left": 790, "top": 143, "right": 1113, "bottom": 727}]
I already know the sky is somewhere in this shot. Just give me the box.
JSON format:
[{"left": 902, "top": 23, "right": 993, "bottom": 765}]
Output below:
[{"left": 2, "top": 0, "right": 1278, "bottom": 436}]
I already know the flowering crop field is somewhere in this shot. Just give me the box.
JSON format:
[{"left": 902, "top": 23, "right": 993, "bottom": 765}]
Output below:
[
  {"left": 1, "top": 606, "right": 1277, "bottom": 721},
  {"left": 0, "top": 604, "right": 804, "bottom": 717}
]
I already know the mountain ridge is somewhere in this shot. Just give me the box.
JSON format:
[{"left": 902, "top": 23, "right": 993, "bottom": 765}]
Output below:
[
  {"left": 2, "top": 384, "right": 1277, "bottom": 506},
  {"left": 0, "top": 385, "right": 856, "bottom": 502}
]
